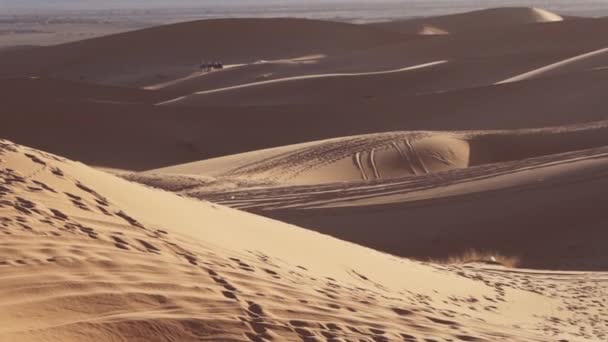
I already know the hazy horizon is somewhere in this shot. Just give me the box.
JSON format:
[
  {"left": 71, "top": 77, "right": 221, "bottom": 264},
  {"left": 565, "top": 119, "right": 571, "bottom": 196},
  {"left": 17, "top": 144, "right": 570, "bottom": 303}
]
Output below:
[{"left": 3, "top": 0, "right": 608, "bottom": 18}]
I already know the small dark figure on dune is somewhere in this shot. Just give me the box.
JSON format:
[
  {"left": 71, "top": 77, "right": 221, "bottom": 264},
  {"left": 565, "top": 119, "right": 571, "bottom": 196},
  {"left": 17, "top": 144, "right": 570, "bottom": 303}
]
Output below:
[{"left": 199, "top": 61, "right": 224, "bottom": 72}]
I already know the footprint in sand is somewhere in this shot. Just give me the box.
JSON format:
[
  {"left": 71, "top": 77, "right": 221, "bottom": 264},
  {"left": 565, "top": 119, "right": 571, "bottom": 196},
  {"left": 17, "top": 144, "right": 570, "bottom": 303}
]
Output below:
[
  {"left": 24, "top": 153, "right": 46, "bottom": 166},
  {"left": 32, "top": 180, "right": 56, "bottom": 193},
  {"left": 50, "top": 208, "right": 69, "bottom": 221},
  {"left": 111, "top": 235, "right": 130, "bottom": 250},
  {"left": 115, "top": 211, "right": 145, "bottom": 229},
  {"left": 136, "top": 239, "right": 160, "bottom": 253}
]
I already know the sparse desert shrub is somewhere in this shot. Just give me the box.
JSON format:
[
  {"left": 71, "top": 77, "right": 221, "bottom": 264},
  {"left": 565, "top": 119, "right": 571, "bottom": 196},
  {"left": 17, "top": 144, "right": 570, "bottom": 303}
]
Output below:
[{"left": 430, "top": 249, "right": 521, "bottom": 268}]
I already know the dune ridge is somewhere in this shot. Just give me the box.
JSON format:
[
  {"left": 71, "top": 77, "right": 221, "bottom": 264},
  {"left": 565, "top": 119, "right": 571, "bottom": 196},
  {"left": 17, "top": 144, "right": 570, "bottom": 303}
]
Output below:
[
  {"left": 158, "top": 60, "right": 447, "bottom": 106},
  {"left": 145, "top": 123, "right": 608, "bottom": 186},
  {"left": 498, "top": 46, "right": 608, "bottom": 83},
  {"left": 370, "top": 7, "right": 564, "bottom": 35}
]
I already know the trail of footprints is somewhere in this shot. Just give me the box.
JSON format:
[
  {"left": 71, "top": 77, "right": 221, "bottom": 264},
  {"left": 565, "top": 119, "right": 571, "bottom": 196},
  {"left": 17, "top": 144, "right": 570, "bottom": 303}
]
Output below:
[
  {"left": 0, "top": 142, "right": 166, "bottom": 258},
  {"left": 452, "top": 266, "right": 608, "bottom": 341},
  {"left": 195, "top": 251, "right": 504, "bottom": 342},
  {"left": 2, "top": 140, "right": 604, "bottom": 341}
]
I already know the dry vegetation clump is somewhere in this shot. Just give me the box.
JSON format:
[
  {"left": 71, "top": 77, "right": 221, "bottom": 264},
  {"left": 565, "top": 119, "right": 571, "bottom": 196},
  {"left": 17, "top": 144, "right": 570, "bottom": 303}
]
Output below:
[{"left": 430, "top": 249, "right": 521, "bottom": 268}]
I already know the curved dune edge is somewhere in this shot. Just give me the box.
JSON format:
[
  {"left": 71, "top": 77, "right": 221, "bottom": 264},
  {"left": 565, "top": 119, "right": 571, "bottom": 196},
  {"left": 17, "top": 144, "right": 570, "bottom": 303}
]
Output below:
[
  {"left": 145, "top": 123, "right": 608, "bottom": 187},
  {"left": 147, "top": 132, "right": 471, "bottom": 185},
  {"left": 529, "top": 7, "right": 565, "bottom": 22},
  {"left": 157, "top": 60, "right": 448, "bottom": 106},
  {"left": 418, "top": 25, "right": 449, "bottom": 35},
  {"left": 3, "top": 140, "right": 607, "bottom": 341},
  {"left": 497, "top": 47, "right": 608, "bottom": 83},
  {"left": 370, "top": 7, "right": 563, "bottom": 35}
]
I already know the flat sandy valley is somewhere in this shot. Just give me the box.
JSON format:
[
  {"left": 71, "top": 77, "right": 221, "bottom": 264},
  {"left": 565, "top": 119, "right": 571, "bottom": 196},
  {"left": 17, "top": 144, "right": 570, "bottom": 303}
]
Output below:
[{"left": 1, "top": 4, "right": 607, "bottom": 342}]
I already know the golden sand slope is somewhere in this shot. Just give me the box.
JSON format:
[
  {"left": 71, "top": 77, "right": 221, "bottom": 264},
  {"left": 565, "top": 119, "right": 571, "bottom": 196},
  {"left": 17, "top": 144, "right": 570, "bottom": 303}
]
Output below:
[
  {"left": 146, "top": 132, "right": 471, "bottom": 186},
  {"left": 1, "top": 140, "right": 607, "bottom": 341},
  {"left": 370, "top": 7, "right": 563, "bottom": 35},
  {"left": 142, "top": 123, "right": 608, "bottom": 187}
]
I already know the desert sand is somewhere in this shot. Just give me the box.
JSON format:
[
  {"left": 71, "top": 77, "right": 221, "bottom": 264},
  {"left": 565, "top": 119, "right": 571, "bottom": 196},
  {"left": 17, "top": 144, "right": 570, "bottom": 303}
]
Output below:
[{"left": 1, "top": 6, "right": 608, "bottom": 342}]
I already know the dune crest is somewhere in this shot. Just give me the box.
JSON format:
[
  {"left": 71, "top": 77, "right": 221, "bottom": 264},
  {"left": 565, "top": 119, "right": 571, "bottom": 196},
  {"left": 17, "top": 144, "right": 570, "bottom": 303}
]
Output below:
[
  {"left": 498, "top": 46, "right": 608, "bottom": 83},
  {"left": 529, "top": 7, "right": 565, "bottom": 22},
  {"left": 147, "top": 132, "right": 471, "bottom": 185},
  {"left": 370, "top": 7, "right": 563, "bottom": 35}
]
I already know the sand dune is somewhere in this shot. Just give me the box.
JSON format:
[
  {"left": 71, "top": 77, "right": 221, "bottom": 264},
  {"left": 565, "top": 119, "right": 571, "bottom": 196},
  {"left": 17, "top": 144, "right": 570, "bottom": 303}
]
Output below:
[
  {"left": 161, "top": 20, "right": 608, "bottom": 104},
  {"left": 2, "top": 13, "right": 606, "bottom": 97},
  {"left": 138, "top": 122, "right": 608, "bottom": 187},
  {"left": 5, "top": 66, "right": 608, "bottom": 171},
  {"left": 498, "top": 46, "right": 608, "bottom": 83},
  {"left": 370, "top": 7, "right": 564, "bottom": 35},
  {"left": 182, "top": 144, "right": 608, "bottom": 271},
  {"left": 159, "top": 17, "right": 608, "bottom": 107},
  {"left": 146, "top": 132, "right": 471, "bottom": 185},
  {"left": 4, "top": 141, "right": 606, "bottom": 341},
  {"left": 160, "top": 60, "right": 448, "bottom": 106},
  {"left": 0, "top": 18, "right": 404, "bottom": 87},
  {"left": 357, "top": 16, "right": 608, "bottom": 70},
  {"left": 129, "top": 123, "right": 608, "bottom": 271}
]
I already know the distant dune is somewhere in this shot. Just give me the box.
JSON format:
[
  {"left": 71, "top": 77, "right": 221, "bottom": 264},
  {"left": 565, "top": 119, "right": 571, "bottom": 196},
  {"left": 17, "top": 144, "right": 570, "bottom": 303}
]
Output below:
[
  {"left": 0, "top": 18, "right": 405, "bottom": 87},
  {"left": 141, "top": 122, "right": 608, "bottom": 187},
  {"left": 498, "top": 46, "right": 608, "bottom": 83},
  {"left": 159, "top": 16, "right": 608, "bottom": 107},
  {"left": 6, "top": 66, "right": 608, "bottom": 171},
  {"left": 370, "top": 7, "right": 564, "bottom": 35},
  {"left": 1, "top": 77, "right": 172, "bottom": 104},
  {"left": 147, "top": 132, "right": 470, "bottom": 185}
]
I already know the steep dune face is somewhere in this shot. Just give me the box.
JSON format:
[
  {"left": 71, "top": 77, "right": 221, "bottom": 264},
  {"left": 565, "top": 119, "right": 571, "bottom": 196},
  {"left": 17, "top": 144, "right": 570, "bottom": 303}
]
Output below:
[
  {"left": 370, "top": 7, "right": 564, "bottom": 35},
  {"left": 0, "top": 18, "right": 404, "bottom": 87},
  {"left": 4, "top": 141, "right": 605, "bottom": 341}
]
